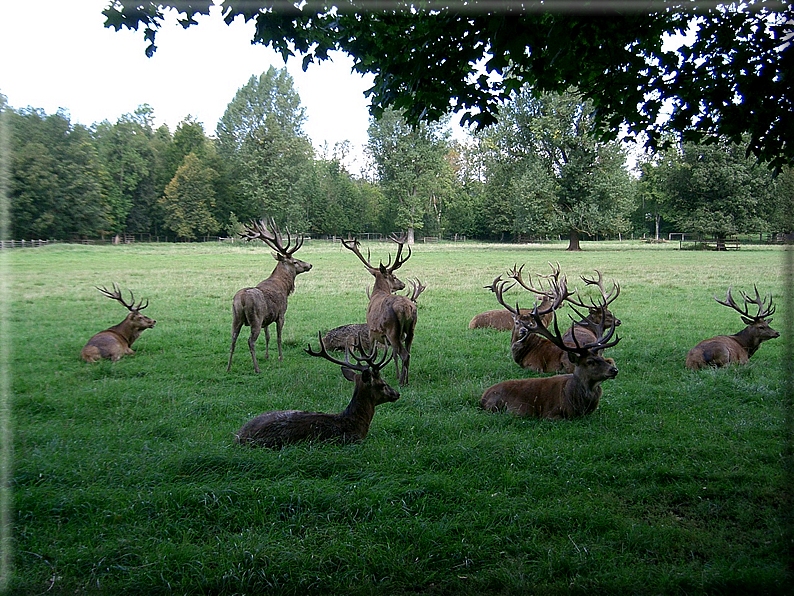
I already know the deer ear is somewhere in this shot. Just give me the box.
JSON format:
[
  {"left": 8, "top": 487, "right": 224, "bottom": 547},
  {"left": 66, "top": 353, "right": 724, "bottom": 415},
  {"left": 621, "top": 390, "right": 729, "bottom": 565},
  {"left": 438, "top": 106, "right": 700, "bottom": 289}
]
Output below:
[
  {"left": 379, "top": 263, "right": 388, "bottom": 275},
  {"left": 741, "top": 316, "right": 754, "bottom": 325},
  {"left": 341, "top": 367, "right": 357, "bottom": 382}
]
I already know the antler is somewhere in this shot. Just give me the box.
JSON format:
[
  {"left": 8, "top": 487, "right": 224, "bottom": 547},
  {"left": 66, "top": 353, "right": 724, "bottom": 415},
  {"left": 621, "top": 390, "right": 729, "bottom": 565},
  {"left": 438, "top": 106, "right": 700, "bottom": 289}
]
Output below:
[
  {"left": 95, "top": 283, "right": 148, "bottom": 312},
  {"left": 506, "top": 262, "right": 562, "bottom": 297},
  {"left": 488, "top": 272, "right": 569, "bottom": 320},
  {"left": 405, "top": 277, "right": 426, "bottom": 302},
  {"left": 525, "top": 299, "right": 621, "bottom": 358},
  {"left": 305, "top": 331, "right": 392, "bottom": 372},
  {"left": 567, "top": 270, "right": 620, "bottom": 311},
  {"left": 241, "top": 218, "right": 304, "bottom": 256},
  {"left": 384, "top": 233, "right": 412, "bottom": 273},
  {"left": 342, "top": 237, "right": 376, "bottom": 272},
  {"left": 715, "top": 286, "right": 775, "bottom": 324}
]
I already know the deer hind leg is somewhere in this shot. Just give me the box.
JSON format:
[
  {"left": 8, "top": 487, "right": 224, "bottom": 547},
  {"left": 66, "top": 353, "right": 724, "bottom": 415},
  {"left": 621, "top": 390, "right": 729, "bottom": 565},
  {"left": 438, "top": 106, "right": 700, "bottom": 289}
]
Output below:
[
  {"left": 227, "top": 318, "right": 244, "bottom": 372},
  {"left": 248, "top": 324, "right": 264, "bottom": 374}
]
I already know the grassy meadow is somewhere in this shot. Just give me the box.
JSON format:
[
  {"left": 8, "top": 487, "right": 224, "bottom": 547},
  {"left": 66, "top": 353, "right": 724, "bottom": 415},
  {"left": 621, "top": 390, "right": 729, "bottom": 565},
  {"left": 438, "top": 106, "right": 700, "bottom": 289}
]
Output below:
[{"left": 5, "top": 240, "right": 793, "bottom": 594}]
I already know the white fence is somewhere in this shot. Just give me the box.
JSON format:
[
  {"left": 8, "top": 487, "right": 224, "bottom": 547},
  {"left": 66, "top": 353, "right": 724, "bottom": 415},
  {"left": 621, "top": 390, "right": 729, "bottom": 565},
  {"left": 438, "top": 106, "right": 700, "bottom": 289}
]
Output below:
[{"left": 0, "top": 239, "right": 53, "bottom": 249}]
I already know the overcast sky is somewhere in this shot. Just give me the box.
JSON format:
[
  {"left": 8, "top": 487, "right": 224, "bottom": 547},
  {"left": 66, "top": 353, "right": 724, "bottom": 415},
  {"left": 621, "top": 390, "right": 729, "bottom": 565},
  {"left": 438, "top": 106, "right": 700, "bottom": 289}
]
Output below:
[{"left": 0, "top": 1, "right": 397, "bottom": 173}]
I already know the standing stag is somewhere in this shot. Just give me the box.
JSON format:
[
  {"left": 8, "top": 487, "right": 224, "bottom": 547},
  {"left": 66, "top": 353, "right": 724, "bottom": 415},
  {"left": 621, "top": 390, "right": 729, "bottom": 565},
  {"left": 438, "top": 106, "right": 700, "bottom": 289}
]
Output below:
[
  {"left": 81, "top": 284, "right": 156, "bottom": 362},
  {"left": 322, "top": 278, "right": 426, "bottom": 352},
  {"left": 686, "top": 286, "right": 779, "bottom": 370},
  {"left": 342, "top": 234, "right": 419, "bottom": 386},
  {"left": 227, "top": 218, "right": 312, "bottom": 373},
  {"left": 481, "top": 276, "right": 621, "bottom": 419},
  {"left": 235, "top": 334, "right": 399, "bottom": 447}
]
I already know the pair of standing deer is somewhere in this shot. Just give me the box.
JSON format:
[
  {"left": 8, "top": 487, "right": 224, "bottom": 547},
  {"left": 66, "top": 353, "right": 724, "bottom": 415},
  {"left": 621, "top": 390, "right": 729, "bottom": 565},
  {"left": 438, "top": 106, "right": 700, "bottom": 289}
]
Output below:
[{"left": 229, "top": 219, "right": 420, "bottom": 447}]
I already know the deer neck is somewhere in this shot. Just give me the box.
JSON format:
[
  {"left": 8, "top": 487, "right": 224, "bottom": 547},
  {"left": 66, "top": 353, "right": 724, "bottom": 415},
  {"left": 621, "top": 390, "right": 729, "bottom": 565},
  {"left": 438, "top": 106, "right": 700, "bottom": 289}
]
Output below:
[
  {"left": 263, "top": 262, "right": 296, "bottom": 296},
  {"left": 107, "top": 318, "right": 138, "bottom": 346},
  {"left": 566, "top": 373, "right": 603, "bottom": 415},
  {"left": 370, "top": 275, "right": 392, "bottom": 296},
  {"left": 731, "top": 326, "right": 762, "bottom": 356},
  {"left": 339, "top": 385, "right": 376, "bottom": 436}
]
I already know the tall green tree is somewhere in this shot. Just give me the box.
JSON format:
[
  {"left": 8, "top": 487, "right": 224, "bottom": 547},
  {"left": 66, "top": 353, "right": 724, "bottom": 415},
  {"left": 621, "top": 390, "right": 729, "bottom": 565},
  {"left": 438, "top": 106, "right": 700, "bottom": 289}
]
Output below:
[
  {"left": 480, "top": 89, "right": 635, "bottom": 249},
  {"left": 93, "top": 105, "right": 158, "bottom": 237},
  {"left": 659, "top": 139, "right": 778, "bottom": 247},
  {"left": 158, "top": 152, "right": 219, "bottom": 240},
  {"left": 107, "top": 2, "right": 794, "bottom": 171},
  {"left": 366, "top": 108, "right": 454, "bottom": 242},
  {"left": 216, "top": 67, "right": 315, "bottom": 230},
  {"left": 9, "top": 108, "right": 110, "bottom": 239}
]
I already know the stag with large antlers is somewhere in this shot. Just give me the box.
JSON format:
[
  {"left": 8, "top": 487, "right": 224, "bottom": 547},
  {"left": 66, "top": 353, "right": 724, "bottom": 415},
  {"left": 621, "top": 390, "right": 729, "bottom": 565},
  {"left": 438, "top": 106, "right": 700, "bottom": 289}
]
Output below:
[
  {"left": 235, "top": 334, "right": 399, "bottom": 447},
  {"left": 481, "top": 276, "right": 621, "bottom": 419},
  {"left": 227, "top": 218, "right": 312, "bottom": 373},
  {"left": 81, "top": 284, "right": 156, "bottom": 362},
  {"left": 342, "top": 234, "right": 419, "bottom": 385},
  {"left": 322, "top": 278, "right": 425, "bottom": 352},
  {"left": 501, "top": 265, "right": 621, "bottom": 373},
  {"left": 686, "top": 286, "right": 779, "bottom": 370}
]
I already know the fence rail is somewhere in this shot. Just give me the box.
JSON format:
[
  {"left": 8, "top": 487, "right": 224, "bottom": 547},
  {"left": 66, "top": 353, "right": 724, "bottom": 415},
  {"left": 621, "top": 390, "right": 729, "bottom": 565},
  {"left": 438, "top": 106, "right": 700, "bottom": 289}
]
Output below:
[{"left": 0, "top": 239, "right": 53, "bottom": 249}]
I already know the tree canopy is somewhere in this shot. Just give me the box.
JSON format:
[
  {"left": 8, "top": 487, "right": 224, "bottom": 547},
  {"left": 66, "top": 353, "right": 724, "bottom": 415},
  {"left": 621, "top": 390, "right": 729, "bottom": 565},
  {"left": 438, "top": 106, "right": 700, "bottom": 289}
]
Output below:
[{"left": 104, "top": 1, "right": 793, "bottom": 171}]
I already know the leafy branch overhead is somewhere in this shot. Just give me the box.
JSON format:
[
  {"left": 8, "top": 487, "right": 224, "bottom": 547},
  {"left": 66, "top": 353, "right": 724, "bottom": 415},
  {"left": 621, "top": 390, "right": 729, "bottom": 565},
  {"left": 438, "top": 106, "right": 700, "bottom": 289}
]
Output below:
[{"left": 103, "top": 1, "right": 793, "bottom": 171}]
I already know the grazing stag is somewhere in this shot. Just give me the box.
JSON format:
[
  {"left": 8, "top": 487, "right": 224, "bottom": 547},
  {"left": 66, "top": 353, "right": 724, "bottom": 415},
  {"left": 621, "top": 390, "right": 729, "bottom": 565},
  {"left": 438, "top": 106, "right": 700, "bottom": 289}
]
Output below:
[
  {"left": 81, "top": 284, "right": 156, "bottom": 362},
  {"left": 686, "top": 286, "right": 779, "bottom": 370},
  {"left": 342, "top": 234, "right": 418, "bottom": 386},
  {"left": 235, "top": 334, "right": 399, "bottom": 448},
  {"left": 481, "top": 278, "right": 621, "bottom": 419},
  {"left": 227, "top": 218, "right": 312, "bottom": 373}
]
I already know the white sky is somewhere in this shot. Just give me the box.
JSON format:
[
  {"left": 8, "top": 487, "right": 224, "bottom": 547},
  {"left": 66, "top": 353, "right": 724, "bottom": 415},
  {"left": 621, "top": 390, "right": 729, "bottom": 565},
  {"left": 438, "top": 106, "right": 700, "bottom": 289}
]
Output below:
[{"left": 0, "top": 0, "right": 390, "bottom": 173}]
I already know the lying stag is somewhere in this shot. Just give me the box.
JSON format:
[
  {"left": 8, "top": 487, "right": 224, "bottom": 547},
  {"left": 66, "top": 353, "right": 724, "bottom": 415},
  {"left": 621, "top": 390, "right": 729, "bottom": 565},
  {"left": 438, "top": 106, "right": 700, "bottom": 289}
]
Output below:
[
  {"left": 342, "top": 234, "right": 419, "bottom": 386},
  {"left": 686, "top": 286, "right": 779, "bottom": 370},
  {"left": 235, "top": 334, "right": 399, "bottom": 447},
  {"left": 227, "top": 218, "right": 312, "bottom": 373},
  {"left": 81, "top": 284, "right": 156, "bottom": 362},
  {"left": 506, "top": 265, "right": 620, "bottom": 373},
  {"left": 481, "top": 276, "right": 620, "bottom": 419}
]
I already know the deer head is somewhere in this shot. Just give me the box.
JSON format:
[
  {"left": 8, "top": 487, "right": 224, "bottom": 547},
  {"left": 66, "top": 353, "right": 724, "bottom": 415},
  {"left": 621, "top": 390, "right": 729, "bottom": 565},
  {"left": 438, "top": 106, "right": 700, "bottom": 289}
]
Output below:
[
  {"left": 565, "top": 270, "right": 621, "bottom": 328},
  {"left": 96, "top": 283, "right": 156, "bottom": 330},
  {"left": 305, "top": 332, "right": 399, "bottom": 405},
  {"left": 342, "top": 233, "right": 411, "bottom": 292},
  {"left": 715, "top": 286, "right": 779, "bottom": 341},
  {"left": 241, "top": 218, "right": 312, "bottom": 274}
]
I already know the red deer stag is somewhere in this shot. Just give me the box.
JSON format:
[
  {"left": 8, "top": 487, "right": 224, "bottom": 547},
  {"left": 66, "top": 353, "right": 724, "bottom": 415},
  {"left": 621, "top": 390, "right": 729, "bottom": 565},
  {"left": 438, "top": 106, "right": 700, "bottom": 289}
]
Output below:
[
  {"left": 469, "top": 264, "right": 551, "bottom": 331},
  {"left": 322, "top": 278, "right": 425, "bottom": 352},
  {"left": 235, "top": 334, "right": 399, "bottom": 447},
  {"left": 227, "top": 218, "right": 312, "bottom": 373},
  {"left": 481, "top": 279, "right": 621, "bottom": 419},
  {"left": 506, "top": 265, "right": 620, "bottom": 373},
  {"left": 81, "top": 284, "right": 156, "bottom": 362},
  {"left": 342, "top": 234, "right": 418, "bottom": 386},
  {"left": 686, "top": 286, "right": 779, "bottom": 370}
]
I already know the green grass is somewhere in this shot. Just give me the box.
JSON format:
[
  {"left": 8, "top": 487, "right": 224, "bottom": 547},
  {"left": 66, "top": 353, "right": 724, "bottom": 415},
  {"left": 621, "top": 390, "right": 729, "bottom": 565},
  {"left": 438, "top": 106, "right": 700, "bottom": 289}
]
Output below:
[{"left": 6, "top": 240, "right": 792, "bottom": 595}]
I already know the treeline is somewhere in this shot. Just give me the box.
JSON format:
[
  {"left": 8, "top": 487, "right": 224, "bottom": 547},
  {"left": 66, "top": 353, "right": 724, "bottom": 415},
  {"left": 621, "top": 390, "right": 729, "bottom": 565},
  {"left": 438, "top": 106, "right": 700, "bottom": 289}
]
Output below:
[{"left": 4, "top": 68, "right": 791, "bottom": 245}]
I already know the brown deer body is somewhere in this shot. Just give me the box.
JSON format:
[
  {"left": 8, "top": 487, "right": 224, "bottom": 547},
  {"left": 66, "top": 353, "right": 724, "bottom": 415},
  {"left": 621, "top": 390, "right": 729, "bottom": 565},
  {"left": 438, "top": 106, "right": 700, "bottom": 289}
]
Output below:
[
  {"left": 235, "top": 334, "right": 399, "bottom": 448},
  {"left": 342, "top": 236, "right": 420, "bottom": 386},
  {"left": 481, "top": 275, "right": 620, "bottom": 419},
  {"left": 81, "top": 285, "right": 156, "bottom": 362},
  {"left": 686, "top": 287, "right": 779, "bottom": 370},
  {"left": 469, "top": 308, "right": 531, "bottom": 331},
  {"left": 227, "top": 219, "right": 312, "bottom": 373},
  {"left": 322, "top": 323, "right": 372, "bottom": 352}
]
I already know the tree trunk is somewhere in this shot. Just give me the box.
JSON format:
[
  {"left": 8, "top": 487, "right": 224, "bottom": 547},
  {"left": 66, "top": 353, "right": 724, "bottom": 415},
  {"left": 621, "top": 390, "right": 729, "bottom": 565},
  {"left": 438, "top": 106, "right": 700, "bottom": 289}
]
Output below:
[
  {"left": 406, "top": 227, "right": 415, "bottom": 245},
  {"left": 716, "top": 234, "right": 726, "bottom": 251},
  {"left": 566, "top": 229, "right": 582, "bottom": 251}
]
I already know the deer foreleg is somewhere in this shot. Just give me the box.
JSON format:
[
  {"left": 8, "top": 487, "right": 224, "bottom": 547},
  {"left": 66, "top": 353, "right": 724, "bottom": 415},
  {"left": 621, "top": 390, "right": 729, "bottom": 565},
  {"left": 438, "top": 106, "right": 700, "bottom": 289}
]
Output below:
[{"left": 275, "top": 316, "right": 284, "bottom": 361}]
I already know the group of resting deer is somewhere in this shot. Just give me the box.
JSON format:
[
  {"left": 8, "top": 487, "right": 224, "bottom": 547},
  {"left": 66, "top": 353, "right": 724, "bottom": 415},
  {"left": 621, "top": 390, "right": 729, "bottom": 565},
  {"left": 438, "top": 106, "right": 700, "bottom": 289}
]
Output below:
[{"left": 81, "top": 220, "right": 779, "bottom": 448}]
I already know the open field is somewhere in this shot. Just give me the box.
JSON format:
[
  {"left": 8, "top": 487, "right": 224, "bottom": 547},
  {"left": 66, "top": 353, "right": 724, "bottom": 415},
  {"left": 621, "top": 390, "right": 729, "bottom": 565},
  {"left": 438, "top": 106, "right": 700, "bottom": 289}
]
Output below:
[{"left": 5, "top": 240, "right": 793, "bottom": 594}]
